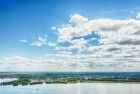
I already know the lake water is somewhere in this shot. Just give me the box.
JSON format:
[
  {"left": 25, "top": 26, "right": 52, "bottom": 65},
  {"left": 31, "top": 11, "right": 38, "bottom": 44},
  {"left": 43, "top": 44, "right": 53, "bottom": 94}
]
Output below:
[{"left": 0, "top": 83, "right": 140, "bottom": 94}]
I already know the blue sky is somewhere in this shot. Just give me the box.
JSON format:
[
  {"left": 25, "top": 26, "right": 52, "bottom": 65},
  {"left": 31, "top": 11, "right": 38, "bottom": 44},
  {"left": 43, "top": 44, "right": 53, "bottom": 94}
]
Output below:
[{"left": 0, "top": 0, "right": 140, "bottom": 71}]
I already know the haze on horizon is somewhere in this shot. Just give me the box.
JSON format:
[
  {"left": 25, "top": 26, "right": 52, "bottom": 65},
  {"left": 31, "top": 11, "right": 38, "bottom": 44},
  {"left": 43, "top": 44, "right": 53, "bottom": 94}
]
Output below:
[{"left": 0, "top": 0, "right": 140, "bottom": 72}]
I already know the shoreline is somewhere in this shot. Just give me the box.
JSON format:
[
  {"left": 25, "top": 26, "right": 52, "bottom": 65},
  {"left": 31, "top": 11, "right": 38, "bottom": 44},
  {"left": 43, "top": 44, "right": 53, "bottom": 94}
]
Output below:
[
  {"left": 0, "top": 72, "right": 140, "bottom": 86},
  {"left": 0, "top": 78, "right": 140, "bottom": 86}
]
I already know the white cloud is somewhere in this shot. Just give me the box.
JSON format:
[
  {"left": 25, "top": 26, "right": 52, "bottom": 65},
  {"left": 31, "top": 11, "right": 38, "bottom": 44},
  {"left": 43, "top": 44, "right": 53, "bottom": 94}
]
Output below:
[
  {"left": 30, "top": 37, "right": 57, "bottom": 47},
  {"left": 3, "top": 14, "right": 140, "bottom": 72},
  {"left": 0, "top": 55, "right": 140, "bottom": 72},
  {"left": 58, "top": 17, "right": 140, "bottom": 43},
  {"left": 67, "top": 38, "right": 88, "bottom": 52},
  {"left": 56, "top": 14, "right": 140, "bottom": 59},
  {"left": 31, "top": 37, "right": 47, "bottom": 47},
  {"left": 19, "top": 39, "right": 28, "bottom": 43},
  {"left": 48, "top": 42, "right": 57, "bottom": 47},
  {"left": 69, "top": 14, "right": 88, "bottom": 26},
  {"left": 136, "top": 12, "right": 140, "bottom": 19}
]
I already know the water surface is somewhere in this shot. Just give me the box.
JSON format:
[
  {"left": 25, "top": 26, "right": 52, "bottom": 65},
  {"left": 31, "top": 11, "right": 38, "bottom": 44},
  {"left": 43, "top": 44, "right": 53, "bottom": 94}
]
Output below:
[{"left": 0, "top": 83, "right": 139, "bottom": 94}]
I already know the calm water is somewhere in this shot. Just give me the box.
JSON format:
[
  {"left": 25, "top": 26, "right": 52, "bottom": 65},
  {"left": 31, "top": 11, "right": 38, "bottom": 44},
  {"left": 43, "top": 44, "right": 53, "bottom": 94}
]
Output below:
[{"left": 0, "top": 83, "right": 140, "bottom": 94}]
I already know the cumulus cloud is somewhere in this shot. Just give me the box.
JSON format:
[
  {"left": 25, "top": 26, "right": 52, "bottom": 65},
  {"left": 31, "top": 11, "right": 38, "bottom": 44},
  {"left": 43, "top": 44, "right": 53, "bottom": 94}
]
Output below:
[
  {"left": 56, "top": 14, "right": 140, "bottom": 59},
  {"left": 31, "top": 37, "right": 47, "bottom": 47},
  {"left": 3, "top": 13, "right": 140, "bottom": 72},
  {"left": 69, "top": 14, "right": 88, "bottom": 26}
]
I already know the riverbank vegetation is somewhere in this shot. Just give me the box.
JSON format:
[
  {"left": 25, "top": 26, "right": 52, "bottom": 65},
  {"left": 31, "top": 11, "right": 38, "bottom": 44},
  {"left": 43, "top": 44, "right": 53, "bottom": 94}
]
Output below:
[{"left": 0, "top": 72, "right": 140, "bottom": 86}]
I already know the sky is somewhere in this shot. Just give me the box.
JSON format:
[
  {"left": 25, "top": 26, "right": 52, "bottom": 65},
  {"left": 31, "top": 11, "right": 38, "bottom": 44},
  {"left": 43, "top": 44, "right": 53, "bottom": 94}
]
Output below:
[{"left": 0, "top": 0, "right": 140, "bottom": 72}]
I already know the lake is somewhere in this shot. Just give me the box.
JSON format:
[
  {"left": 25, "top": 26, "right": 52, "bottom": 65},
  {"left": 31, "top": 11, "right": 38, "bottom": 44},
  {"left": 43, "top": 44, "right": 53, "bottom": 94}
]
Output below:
[{"left": 0, "top": 83, "right": 140, "bottom": 94}]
